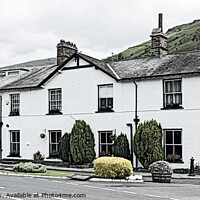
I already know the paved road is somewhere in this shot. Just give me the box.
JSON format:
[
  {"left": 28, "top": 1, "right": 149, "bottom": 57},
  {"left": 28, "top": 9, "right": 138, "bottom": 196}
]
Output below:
[{"left": 0, "top": 175, "right": 200, "bottom": 200}]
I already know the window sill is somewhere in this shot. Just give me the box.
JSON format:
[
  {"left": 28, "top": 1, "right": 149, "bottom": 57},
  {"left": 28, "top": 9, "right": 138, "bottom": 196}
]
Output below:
[
  {"left": 166, "top": 160, "right": 184, "bottom": 164},
  {"left": 95, "top": 109, "right": 114, "bottom": 113},
  {"left": 7, "top": 155, "right": 21, "bottom": 158},
  {"left": 46, "top": 112, "right": 63, "bottom": 115},
  {"left": 46, "top": 156, "right": 60, "bottom": 159},
  {"left": 161, "top": 106, "right": 184, "bottom": 110}
]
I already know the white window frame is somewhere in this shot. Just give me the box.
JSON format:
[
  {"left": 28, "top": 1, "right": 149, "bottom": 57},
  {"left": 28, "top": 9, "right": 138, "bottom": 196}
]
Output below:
[
  {"left": 99, "top": 131, "right": 114, "bottom": 155},
  {"left": 49, "top": 130, "right": 62, "bottom": 155},
  {"left": 98, "top": 84, "right": 113, "bottom": 111},
  {"left": 10, "top": 94, "right": 20, "bottom": 114},
  {"left": 164, "top": 79, "right": 182, "bottom": 107},
  {"left": 10, "top": 130, "right": 20, "bottom": 154},
  {"left": 49, "top": 89, "right": 62, "bottom": 112},
  {"left": 164, "top": 129, "right": 182, "bottom": 160}
]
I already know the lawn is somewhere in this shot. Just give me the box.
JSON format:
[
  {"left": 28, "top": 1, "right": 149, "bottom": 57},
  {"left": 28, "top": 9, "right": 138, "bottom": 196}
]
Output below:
[{"left": 0, "top": 170, "right": 74, "bottom": 177}]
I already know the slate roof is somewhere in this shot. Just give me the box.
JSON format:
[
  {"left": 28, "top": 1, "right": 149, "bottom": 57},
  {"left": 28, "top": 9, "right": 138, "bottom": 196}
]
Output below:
[
  {"left": 0, "top": 50, "right": 200, "bottom": 91},
  {"left": 0, "top": 66, "right": 56, "bottom": 90},
  {"left": 109, "top": 51, "right": 200, "bottom": 79},
  {"left": 78, "top": 53, "right": 118, "bottom": 79}
]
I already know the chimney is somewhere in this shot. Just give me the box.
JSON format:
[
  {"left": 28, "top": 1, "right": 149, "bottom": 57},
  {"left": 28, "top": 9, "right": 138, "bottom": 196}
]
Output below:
[
  {"left": 150, "top": 13, "right": 168, "bottom": 57},
  {"left": 57, "top": 40, "right": 78, "bottom": 66},
  {"left": 158, "top": 13, "right": 163, "bottom": 32}
]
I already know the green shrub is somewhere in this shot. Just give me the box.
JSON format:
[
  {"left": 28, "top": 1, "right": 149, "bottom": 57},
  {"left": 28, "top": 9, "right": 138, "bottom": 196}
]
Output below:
[
  {"left": 13, "top": 162, "right": 46, "bottom": 173},
  {"left": 94, "top": 157, "right": 133, "bottom": 179},
  {"left": 70, "top": 120, "right": 96, "bottom": 164},
  {"left": 112, "top": 133, "right": 130, "bottom": 159},
  {"left": 33, "top": 151, "right": 45, "bottom": 161},
  {"left": 133, "top": 119, "right": 164, "bottom": 168},
  {"left": 59, "top": 132, "right": 70, "bottom": 162}
]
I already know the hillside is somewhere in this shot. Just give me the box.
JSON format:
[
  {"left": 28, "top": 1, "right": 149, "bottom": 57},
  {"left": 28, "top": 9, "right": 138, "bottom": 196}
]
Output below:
[
  {"left": 105, "top": 19, "right": 200, "bottom": 61},
  {"left": 0, "top": 58, "right": 56, "bottom": 70},
  {"left": 1, "top": 19, "right": 200, "bottom": 69}
]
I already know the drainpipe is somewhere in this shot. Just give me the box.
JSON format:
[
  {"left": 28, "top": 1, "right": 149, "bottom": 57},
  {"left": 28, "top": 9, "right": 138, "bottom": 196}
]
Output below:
[
  {"left": 126, "top": 123, "right": 133, "bottom": 166},
  {"left": 133, "top": 80, "right": 140, "bottom": 168}
]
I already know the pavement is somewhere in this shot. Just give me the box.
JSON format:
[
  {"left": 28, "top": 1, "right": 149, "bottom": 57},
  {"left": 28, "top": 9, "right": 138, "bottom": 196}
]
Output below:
[{"left": 0, "top": 163, "right": 200, "bottom": 180}]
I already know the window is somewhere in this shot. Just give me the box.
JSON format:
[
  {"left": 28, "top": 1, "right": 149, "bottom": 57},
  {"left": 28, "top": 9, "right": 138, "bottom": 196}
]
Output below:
[
  {"left": 10, "top": 94, "right": 20, "bottom": 116},
  {"left": 98, "top": 84, "right": 113, "bottom": 112},
  {"left": 164, "top": 79, "right": 182, "bottom": 108},
  {"left": 7, "top": 71, "right": 19, "bottom": 76},
  {"left": 164, "top": 129, "right": 182, "bottom": 162},
  {"left": 49, "top": 89, "right": 62, "bottom": 113},
  {"left": 49, "top": 131, "right": 61, "bottom": 157},
  {"left": 99, "top": 131, "right": 113, "bottom": 156},
  {"left": 10, "top": 131, "right": 20, "bottom": 156}
]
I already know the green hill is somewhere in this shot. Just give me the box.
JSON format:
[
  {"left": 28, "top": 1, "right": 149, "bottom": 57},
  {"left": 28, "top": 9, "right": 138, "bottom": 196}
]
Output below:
[
  {"left": 105, "top": 19, "right": 200, "bottom": 61},
  {"left": 0, "top": 58, "right": 56, "bottom": 70}
]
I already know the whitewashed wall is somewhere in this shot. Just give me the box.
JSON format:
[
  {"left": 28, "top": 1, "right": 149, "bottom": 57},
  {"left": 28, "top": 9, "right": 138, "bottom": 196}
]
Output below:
[
  {"left": 1, "top": 59, "right": 135, "bottom": 163},
  {"left": 1, "top": 58, "right": 200, "bottom": 169},
  {"left": 135, "top": 77, "right": 200, "bottom": 168}
]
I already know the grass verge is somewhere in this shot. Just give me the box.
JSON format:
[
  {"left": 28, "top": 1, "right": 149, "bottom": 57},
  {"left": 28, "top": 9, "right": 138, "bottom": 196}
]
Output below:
[{"left": 0, "top": 170, "right": 74, "bottom": 177}]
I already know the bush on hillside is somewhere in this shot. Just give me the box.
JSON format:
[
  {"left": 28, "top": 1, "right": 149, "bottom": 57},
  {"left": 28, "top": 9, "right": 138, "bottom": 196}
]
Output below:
[
  {"left": 94, "top": 157, "right": 133, "bottom": 179},
  {"left": 70, "top": 120, "right": 96, "bottom": 164},
  {"left": 112, "top": 133, "right": 130, "bottom": 159},
  {"left": 133, "top": 119, "right": 164, "bottom": 168}
]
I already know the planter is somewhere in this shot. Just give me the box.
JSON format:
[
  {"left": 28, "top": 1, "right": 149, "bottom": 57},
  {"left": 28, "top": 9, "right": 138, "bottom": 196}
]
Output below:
[
  {"left": 8, "top": 153, "right": 20, "bottom": 157},
  {"left": 152, "top": 172, "right": 172, "bottom": 183},
  {"left": 40, "top": 133, "right": 46, "bottom": 139},
  {"left": 49, "top": 155, "right": 60, "bottom": 159},
  {"left": 98, "top": 107, "right": 113, "bottom": 112},
  {"left": 9, "top": 111, "right": 19, "bottom": 116},
  {"left": 165, "top": 104, "right": 181, "bottom": 109},
  {"left": 167, "top": 159, "right": 182, "bottom": 163},
  {"left": 49, "top": 110, "right": 62, "bottom": 115}
]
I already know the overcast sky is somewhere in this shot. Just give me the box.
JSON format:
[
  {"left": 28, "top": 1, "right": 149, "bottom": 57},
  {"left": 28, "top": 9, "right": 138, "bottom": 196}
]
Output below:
[{"left": 0, "top": 0, "right": 200, "bottom": 67}]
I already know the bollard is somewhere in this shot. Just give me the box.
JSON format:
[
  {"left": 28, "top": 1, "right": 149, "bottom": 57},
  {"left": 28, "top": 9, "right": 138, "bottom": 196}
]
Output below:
[
  {"left": 188, "top": 157, "right": 195, "bottom": 176},
  {"left": 68, "top": 152, "right": 72, "bottom": 165}
]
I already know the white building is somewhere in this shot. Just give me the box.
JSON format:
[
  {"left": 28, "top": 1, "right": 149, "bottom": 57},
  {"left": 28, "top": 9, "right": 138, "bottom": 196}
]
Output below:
[{"left": 0, "top": 15, "right": 200, "bottom": 169}]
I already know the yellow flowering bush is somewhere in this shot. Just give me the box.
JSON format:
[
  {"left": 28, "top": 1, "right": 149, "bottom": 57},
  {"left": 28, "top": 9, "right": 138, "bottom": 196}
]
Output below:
[{"left": 94, "top": 157, "right": 133, "bottom": 179}]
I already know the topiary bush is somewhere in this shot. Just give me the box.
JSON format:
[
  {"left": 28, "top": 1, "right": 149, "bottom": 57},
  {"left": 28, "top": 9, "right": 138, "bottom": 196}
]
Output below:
[
  {"left": 59, "top": 132, "right": 70, "bottom": 162},
  {"left": 133, "top": 119, "right": 164, "bottom": 168},
  {"left": 94, "top": 157, "right": 133, "bottom": 179},
  {"left": 112, "top": 133, "right": 130, "bottom": 159},
  {"left": 70, "top": 120, "right": 96, "bottom": 164},
  {"left": 13, "top": 162, "right": 46, "bottom": 173}
]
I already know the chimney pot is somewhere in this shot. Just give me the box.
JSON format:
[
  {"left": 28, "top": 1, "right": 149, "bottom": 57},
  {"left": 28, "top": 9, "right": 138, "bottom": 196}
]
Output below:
[
  {"left": 150, "top": 13, "right": 168, "bottom": 57},
  {"left": 158, "top": 13, "right": 163, "bottom": 32}
]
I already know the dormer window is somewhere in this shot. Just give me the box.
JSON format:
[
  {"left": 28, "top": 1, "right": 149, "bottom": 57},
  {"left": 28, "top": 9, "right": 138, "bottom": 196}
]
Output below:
[{"left": 7, "top": 71, "right": 19, "bottom": 76}]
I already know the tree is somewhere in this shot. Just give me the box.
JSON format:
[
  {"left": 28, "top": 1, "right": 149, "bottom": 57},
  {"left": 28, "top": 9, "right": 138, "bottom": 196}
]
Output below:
[
  {"left": 112, "top": 133, "right": 130, "bottom": 159},
  {"left": 59, "top": 132, "right": 70, "bottom": 162},
  {"left": 70, "top": 120, "right": 96, "bottom": 164},
  {"left": 133, "top": 119, "right": 164, "bottom": 168}
]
